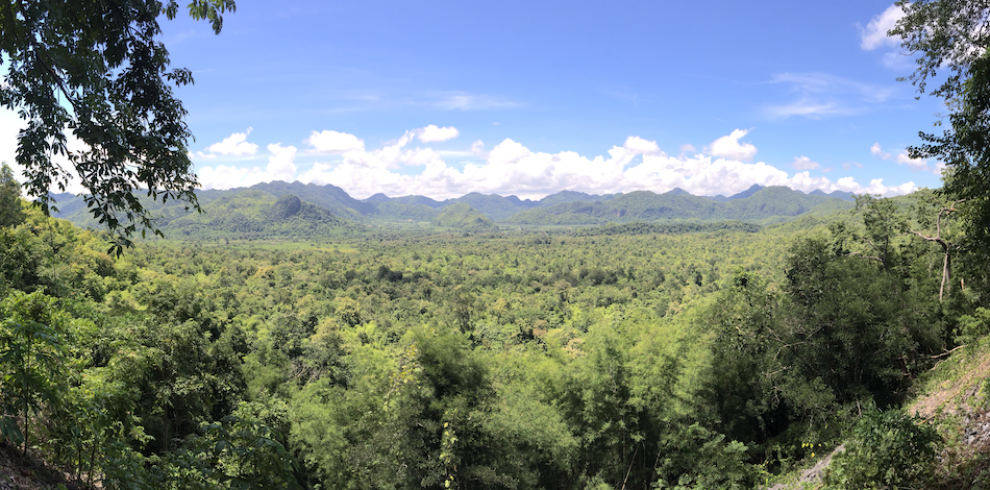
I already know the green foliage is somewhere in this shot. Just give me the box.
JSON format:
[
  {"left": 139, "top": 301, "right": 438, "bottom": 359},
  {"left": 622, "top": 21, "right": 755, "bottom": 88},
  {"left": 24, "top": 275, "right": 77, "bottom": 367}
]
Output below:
[
  {"left": 0, "top": 163, "right": 25, "bottom": 229},
  {"left": 0, "top": 0, "right": 235, "bottom": 252},
  {"left": 0, "top": 194, "right": 973, "bottom": 488},
  {"left": 956, "top": 307, "right": 990, "bottom": 345},
  {"left": 0, "top": 291, "right": 68, "bottom": 453},
  {"left": 573, "top": 220, "right": 761, "bottom": 236},
  {"left": 895, "top": 2, "right": 990, "bottom": 293},
  {"left": 179, "top": 414, "right": 301, "bottom": 490},
  {"left": 824, "top": 409, "right": 941, "bottom": 490}
]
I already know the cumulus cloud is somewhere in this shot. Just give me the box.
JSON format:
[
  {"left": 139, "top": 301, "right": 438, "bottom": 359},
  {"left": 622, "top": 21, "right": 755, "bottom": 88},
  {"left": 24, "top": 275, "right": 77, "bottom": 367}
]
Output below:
[
  {"left": 470, "top": 140, "right": 487, "bottom": 158},
  {"left": 791, "top": 156, "right": 820, "bottom": 170},
  {"left": 267, "top": 144, "right": 298, "bottom": 181},
  {"left": 624, "top": 136, "right": 662, "bottom": 155},
  {"left": 192, "top": 128, "right": 920, "bottom": 200},
  {"left": 860, "top": 4, "right": 904, "bottom": 50},
  {"left": 679, "top": 144, "right": 697, "bottom": 154},
  {"left": 488, "top": 139, "right": 532, "bottom": 165},
  {"left": 871, "top": 142, "right": 891, "bottom": 160},
  {"left": 897, "top": 150, "right": 929, "bottom": 171},
  {"left": 287, "top": 129, "right": 917, "bottom": 200},
  {"left": 198, "top": 128, "right": 258, "bottom": 158},
  {"left": 706, "top": 129, "right": 757, "bottom": 161},
  {"left": 934, "top": 162, "right": 948, "bottom": 175},
  {"left": 416, "top": 125, "right": 459, "bottom": 143},
  {"left": 198, "top": 143, "right": 298, "bottom": 190},
  {"left": 306, "top": 130, "right": 365, "bottom": 153}
]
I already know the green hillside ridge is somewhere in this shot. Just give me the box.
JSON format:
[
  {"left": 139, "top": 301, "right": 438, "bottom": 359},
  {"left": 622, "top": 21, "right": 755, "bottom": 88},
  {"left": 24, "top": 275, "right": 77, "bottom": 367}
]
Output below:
[
  {"left": 502, "top": 186, "right": 853, "bottom": 224},
  {"left": 430, "top": 202, "right": 494, "bottom": 229},
  {"left": 369, "top": 200, "right": 441, "bottom": 221},
  {"left": 250, "top": 181, "right": 370, "bottom": 218},
  {"left": 166, "top": 192, "right": 350, "bottom": 238},
  {"left": 48, "top": 183, "right": 859, "bottom": 233}
]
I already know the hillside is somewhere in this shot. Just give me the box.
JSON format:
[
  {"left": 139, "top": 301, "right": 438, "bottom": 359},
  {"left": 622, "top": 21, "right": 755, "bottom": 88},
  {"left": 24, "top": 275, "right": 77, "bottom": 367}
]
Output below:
[
  {"left": 2, "top": 187, "right": 985, "bottom": 490},
  {"left": 166, "top": 192, "right": 351, "bottom": 238},
  {"left": 48, "top": 182, "right": 858, "bottom": 235},
  {"left": 502, "top": 186, "right": 853, "bottom": 224},
  {"left": 430, "top": 202, "right": 494, "bottom": 229}
]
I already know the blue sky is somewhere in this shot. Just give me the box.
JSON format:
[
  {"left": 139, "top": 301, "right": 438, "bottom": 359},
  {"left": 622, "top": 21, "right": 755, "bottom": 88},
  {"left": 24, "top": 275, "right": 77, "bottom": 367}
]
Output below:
[{"left": 0, "top": 1, "right": 951, "bottom": 200}]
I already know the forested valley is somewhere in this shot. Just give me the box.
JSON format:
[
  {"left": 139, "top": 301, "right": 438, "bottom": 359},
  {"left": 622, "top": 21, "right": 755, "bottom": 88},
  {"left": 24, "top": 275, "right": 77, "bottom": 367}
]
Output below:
[{"left": 1, "top": 180, "right": 983, "bottom": 489}]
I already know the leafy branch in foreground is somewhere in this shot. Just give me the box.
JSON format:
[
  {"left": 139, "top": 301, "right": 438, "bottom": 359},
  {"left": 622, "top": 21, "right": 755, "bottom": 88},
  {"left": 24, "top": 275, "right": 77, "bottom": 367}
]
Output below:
[{"left": 0, "top": 0, "right": 235, "bottom": 255}]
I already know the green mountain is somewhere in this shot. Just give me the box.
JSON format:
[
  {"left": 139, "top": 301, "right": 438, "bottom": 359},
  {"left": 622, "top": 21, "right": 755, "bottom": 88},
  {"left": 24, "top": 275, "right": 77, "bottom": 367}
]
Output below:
[
  {"left": 431, "top": 202, "right": 494, "bottom": 229},
  {"left": 250, "top": 181, "right": 370, "bottom": 218},
  {"left": 164, "top": 192, "right": 350, "bottom": 238},
  {"left": 369, "top": 201, "right": 440, "bottom": 222},
  {"left": 48, "top": 182, "right": 855, "bottom": 232},
  {"left": 501, "top": 186, "right": 854, "bottom": 225}
]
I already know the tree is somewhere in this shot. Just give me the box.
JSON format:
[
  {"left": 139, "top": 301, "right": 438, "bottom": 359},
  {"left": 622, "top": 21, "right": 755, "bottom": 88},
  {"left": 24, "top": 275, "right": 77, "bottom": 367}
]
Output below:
[
  {"left": 893, "top": 1, "right": 990, "bottom": 275},
  {"left": 0, "top": 163, "right": 25, "bottom": 228},
  {"left": 0, "top": 0, "right": 235, "bottom": 253}
]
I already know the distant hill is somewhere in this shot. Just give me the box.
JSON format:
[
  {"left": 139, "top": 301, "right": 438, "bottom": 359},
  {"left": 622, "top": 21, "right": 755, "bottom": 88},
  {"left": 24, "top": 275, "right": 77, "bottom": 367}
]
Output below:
[
  {"left": 809, "top": 189, "right": 855, "bottom": 201},
  {"left": 501, "top": 186, "right": 853, "bottom": 225},
  {"left": 369, "top": 201, "right": 440, "bottom": 222},
  {"left": 164, "top": 192, "right": 349, "bottom": 238},
  {"left": 48, "top": 181, "right": 858, "bottom": 234},
  {"left": 727, "top": 184, "right": 765, "bottom": 200},
  {"left": 250, "top": 181, "right": 371, "bottom": 218},
  {"left": 431, "top": 203, "right": 494, "bottom": 229}
]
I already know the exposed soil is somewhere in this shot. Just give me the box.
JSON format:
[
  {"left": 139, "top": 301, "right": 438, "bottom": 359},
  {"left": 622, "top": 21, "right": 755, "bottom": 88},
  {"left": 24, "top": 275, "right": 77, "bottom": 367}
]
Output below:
[
  {"left": 910, "top": 349, "right": 990, "bottom": 419},
  {"left": 0, "top": 442, "right": 79, "bottom": 490},
  {"left": 767, "top": 445, "right": 844, "bottom": 490}
]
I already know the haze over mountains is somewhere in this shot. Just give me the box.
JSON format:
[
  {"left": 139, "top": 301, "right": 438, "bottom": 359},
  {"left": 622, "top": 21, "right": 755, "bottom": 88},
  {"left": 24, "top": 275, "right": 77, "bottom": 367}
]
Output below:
[{"left": 49, "top": 182, "right": 856, "bottom": 237}]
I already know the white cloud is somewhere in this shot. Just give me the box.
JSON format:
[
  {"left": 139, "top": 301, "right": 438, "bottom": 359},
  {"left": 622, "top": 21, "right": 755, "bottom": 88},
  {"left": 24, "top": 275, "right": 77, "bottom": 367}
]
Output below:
[
  {"left": 305, "top": 130, "right": 365, "bottom": 153},
  {"left": 199, "top": 128, "right": 258, "bottom": 157},
  {"left": 417, "top": 125, "right": 459, "bottom": 143},
  {"left": 470, "top": 140, "right": 487, "bottom": 158},
  {"left": 706, "top": 129, "right": 757, "bottom": 161},
  {"left": 871, "top": 142, "right": 891, "bottom": 160},
  {"left": 267, "top": 144, "right": 297, "bottom": 181},
  {"left": 0, "top": 109, "right": 87, "bottom": 196},
  {"left": 283, "top": 129, "right": 919, "bottom": 200},
  {"left": 0, "top": 111, "right": 924, "bottom": 205},
  {"left": 679, "top": 144, "right": 696, "bottom": 154},
  {"left": 624, "top": 136, "right": 662, "bottom": 155},
  {"left": 791, "top": 156, "right": 820, "bottom": 170},
  {"left": 860, "top": 4, "right": 905, "bottom": 51},
  {"left": 488, "top": 139, "right": 532, "bottom": 165},
  {"left": 896, "top": 150, "right": 929, "bottom": 171},
  {"left": 934, "top": 162, "right": 947, "bottom": 175},
  {"left": 198, "top": 143, "right": 298, "bottom": 190}
]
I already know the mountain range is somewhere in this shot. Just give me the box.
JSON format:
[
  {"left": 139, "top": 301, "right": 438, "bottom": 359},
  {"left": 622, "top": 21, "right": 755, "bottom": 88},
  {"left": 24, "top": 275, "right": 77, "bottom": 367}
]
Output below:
[{"left": 47, "top": 182, "right": 856, "bottom": 237}]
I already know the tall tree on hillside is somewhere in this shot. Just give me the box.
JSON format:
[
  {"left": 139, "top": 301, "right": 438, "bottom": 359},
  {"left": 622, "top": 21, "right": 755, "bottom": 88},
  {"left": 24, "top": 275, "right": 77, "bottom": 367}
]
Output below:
[
  {"left": 0, "top": 163, "right": 24, "bottom": 228},
  {"left": 0, "top": 0, "right": 234, "bottom": 253},
  {"left": 894, "top": 1, "right": 990, "bottom": 284}
]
